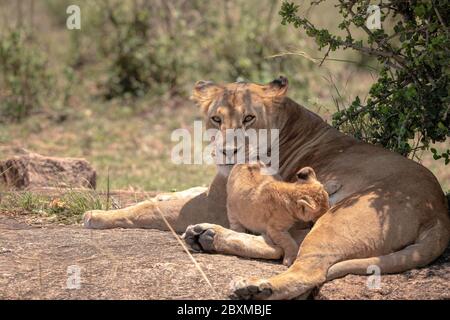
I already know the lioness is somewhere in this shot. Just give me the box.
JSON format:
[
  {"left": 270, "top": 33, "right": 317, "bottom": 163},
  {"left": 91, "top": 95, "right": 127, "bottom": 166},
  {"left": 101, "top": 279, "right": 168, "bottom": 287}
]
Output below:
[
  {"left": 84, "top": 77, "right": 450, "bottom": 300},
  {"left": 227, "top": 164, "right": 329, "bottom": 266}
]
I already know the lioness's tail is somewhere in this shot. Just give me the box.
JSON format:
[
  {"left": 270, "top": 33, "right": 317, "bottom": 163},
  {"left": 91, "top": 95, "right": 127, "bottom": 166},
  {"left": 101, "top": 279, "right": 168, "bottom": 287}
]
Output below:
[{"left": 326, "top": 218, "right": 450, "bottom": 280}]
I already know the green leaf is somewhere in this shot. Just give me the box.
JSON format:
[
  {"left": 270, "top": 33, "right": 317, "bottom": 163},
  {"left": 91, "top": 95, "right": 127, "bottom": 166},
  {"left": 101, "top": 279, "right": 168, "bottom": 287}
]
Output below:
[
  {"left": 433, "top": 154, "right": 442, "bottom": 160},
  {"left": 414, "top": 5, "right": 426, "bottom": 18}
]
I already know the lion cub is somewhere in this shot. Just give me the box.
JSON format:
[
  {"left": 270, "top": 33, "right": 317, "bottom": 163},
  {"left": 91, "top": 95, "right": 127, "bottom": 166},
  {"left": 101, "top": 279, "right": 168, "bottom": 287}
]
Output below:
[{"left": 226, "top": 163, "right": 330, "bottom": 266}]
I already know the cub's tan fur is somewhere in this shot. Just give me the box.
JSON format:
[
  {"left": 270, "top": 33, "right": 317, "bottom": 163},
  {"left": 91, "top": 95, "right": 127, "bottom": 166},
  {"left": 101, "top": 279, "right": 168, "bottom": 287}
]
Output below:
[{"left": 227, "top": 164, "right": 329, "bottom": 266}]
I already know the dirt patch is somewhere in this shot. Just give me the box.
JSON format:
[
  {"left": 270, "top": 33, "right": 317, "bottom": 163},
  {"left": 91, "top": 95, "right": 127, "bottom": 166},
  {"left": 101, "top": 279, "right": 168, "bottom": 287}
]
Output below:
[
  {"left": 0, "top": 215, "right": 285, "bottom": 299},
  {"left": 1, "top": 214, "right": 449, "bottom": 300}
]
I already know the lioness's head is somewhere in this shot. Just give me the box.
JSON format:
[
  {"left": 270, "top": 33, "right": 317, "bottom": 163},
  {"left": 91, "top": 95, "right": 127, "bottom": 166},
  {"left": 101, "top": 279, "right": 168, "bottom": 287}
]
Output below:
[{"left": 191, "top": 77, "right": 289, "bottom": 176}]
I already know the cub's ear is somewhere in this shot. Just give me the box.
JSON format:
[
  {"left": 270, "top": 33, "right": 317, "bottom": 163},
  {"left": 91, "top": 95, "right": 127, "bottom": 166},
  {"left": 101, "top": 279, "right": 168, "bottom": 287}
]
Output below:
[
  {"left": 262, "top": 76, "right": 288, "bottom": 98},
  {"left": 296, "top": 166, "right": 316, "bottom": 181},
  {"left": 191, "top": 80, "right": 224, "bottom": 113},
  {"left": 297, "top": 199, "right": 317, "bottom": 212}
]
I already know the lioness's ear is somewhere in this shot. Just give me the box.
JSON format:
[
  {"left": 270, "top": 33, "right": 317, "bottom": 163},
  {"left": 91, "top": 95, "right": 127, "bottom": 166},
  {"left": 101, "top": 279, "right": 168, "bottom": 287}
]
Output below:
[
  {"left": 262, "top": 76, "right": 288, "bottom": 98},
  {"left": 191, "top": 80, "right": 224, "bottom": 113}
]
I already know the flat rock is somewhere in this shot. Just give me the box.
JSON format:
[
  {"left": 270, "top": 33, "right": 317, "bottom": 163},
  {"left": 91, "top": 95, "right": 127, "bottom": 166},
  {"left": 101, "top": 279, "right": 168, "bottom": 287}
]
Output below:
[
  {"left": 314, "top": 246, "right": 450, "bottom": 300},
  {"left": 0, "top": 215, "right": 285, "bottom": 299},
  {"left": 0, "top": 214, "right": 448, "bottom": 300},
  {"left": 0, "top": 151, "right": 96, "bottom": 190}
]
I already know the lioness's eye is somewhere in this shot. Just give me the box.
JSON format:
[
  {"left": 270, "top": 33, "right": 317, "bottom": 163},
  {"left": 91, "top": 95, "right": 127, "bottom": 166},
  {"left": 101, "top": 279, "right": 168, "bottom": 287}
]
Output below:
[
  {"left": 211, "top": 116, "right": 221, "bottom": 124},
  {"left": 243, "top": 115, "right": 255, "bottom": 123}
]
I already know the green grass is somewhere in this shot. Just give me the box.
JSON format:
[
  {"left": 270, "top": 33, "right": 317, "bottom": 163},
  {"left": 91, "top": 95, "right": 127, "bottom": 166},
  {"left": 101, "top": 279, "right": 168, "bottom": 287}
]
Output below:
[{"left": 0, "top": 190, "right": 105, "bottom": 223}]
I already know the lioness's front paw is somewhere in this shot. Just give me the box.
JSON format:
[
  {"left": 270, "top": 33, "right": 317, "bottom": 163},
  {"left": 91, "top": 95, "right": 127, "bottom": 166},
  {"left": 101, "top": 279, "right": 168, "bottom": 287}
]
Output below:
[
  {"left": 83, "top": 210, "right": 109, "bottom": 229},
  {"left": 229, "top": 277, "right": 273, "bottom": 300},
  {"left": 83, "top": 210, "right": 98, "bottom": 229},
  {"left": 182, "top": 223, "right": 218, "bottom": 253}
]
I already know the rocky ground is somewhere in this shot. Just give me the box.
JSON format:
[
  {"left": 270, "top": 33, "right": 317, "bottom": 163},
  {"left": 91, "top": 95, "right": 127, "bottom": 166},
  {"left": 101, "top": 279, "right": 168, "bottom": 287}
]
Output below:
[{"left": 1, "top": 214, "right": 449, "bottom": 300}]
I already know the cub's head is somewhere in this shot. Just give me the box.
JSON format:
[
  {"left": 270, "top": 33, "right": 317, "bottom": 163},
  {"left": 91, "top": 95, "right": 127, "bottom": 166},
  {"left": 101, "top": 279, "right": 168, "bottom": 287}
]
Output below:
[
  {"left": 294, "top": 166, "right": 330, "bottom": 221},
  {"left": 191, "top": 77, "right": 289, "bottom": 176}
]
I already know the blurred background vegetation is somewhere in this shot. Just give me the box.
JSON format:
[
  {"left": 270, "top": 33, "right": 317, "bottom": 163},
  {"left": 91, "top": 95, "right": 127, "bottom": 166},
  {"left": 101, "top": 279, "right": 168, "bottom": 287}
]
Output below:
[{"left": 0, "top": 0, "right": 448, "bottom": 193}]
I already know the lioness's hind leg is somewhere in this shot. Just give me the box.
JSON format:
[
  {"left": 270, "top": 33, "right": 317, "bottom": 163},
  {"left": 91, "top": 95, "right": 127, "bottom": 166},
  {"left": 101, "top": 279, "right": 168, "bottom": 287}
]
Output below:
[{"left": 327, "top": 218, "right": 450, "bottom": 280}]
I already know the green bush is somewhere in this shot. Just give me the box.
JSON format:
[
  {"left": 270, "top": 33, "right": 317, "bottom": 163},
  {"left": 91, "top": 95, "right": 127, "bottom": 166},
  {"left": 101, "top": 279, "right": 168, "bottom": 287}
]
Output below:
[
  {"left": 280, "top": 0, "right": 449, "bottom": 163},
  {"left": 44, "top": 0, "right": 74, "bottom": 26},
  {"left": 89, "top": 0, "right": 312, "bottom": 100},
  {"left": 96, "top": 1, "right": 197, "bottom": 98},
  {"left": 0, "top": 31, "right": 52, "bottom": 121}
]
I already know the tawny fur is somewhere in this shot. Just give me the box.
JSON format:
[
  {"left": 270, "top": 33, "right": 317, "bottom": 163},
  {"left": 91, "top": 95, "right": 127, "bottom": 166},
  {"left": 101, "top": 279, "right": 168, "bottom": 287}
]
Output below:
[{"left": 227, "top": 164, "right": 329, "bottom": 266}]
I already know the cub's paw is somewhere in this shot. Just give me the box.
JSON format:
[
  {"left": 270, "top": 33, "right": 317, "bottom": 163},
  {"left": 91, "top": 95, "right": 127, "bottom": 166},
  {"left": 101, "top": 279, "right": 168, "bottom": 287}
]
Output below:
[
  {"left": 182, "top": 223, "right": 218, "bottom": 253},
  {"left": 324, "top": 180, "right": 342, "bottom": 195},
  {"left": 229, "top": 277, "right": 273, "bottom": 300}
]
